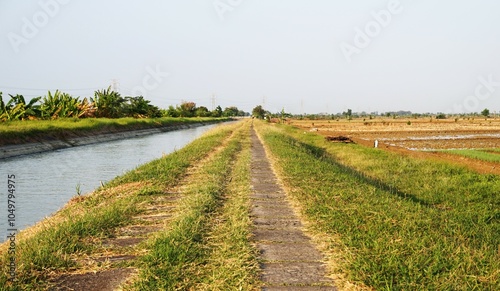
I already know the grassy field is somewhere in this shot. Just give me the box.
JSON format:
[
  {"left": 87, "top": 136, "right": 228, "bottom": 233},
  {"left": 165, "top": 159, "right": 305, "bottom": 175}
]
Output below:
[
  {"left": 443, "top": 149, "right": 500, "bottom": 163},
  {"left": 0, "top": 117, "right": 228, "bottom": 146},
  {"left": 1, "top": 119, "right": 498, "bottom": 290},
  {"left": 254, "top": 121, "right": 499, "bottom": 290}
]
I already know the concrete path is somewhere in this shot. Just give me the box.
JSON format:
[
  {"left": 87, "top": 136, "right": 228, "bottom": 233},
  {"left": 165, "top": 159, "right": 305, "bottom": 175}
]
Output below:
[{"left": 250, "top": 128, "right": 336, "bottom": 290}]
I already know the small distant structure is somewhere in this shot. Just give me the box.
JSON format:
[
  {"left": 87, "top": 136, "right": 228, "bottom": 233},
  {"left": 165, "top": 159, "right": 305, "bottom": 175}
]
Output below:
[
  {"left": 374, "top": 139, "right": 379, "bottom": 148},
  {"left": 325, "top": 136, "right": 354, "bottom": 143}
]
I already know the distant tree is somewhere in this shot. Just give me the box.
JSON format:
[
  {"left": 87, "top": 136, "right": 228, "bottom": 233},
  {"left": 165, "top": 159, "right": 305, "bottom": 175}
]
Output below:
[
  {"left": 252, "top": 105, "right": 266, "bottom": 119},
  {"left": 123, "top": 96, "right": 161, "bottom": 118},
  {"left": 163, "top": 105, "right": 179, "bottom": 117},
  {"left": 436, "top": 113, "right": 447, "bottom": 119},
  {"left": 481, "top": 108, "right": 490, "bottom": 117},
  {"left": 342, "top": 108, "right": 352, "bottom": 120},
  {"left": 195, "top": 106, "right": 210, "bottom": 117},
  {"left": 93, "top": 87, "right": 125, "bottom": 118},
  {"left": 223, "top": 106, "right": 239, "bottom": 117},
  {"left": 211, "top": 105, "right": 223, "bottom": 117},
  {"left": 178, "top": 101, "right": 196, "bottom": 117}
]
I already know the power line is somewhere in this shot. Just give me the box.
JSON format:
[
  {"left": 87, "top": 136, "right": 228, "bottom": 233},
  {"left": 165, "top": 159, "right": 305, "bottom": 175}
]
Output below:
[{"left": 0, "top": 85, "right": 105, "bottom": 91}]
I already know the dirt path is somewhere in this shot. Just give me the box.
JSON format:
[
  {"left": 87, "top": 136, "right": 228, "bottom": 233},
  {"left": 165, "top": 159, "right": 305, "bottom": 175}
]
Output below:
[{"left": 250, "top": 128, "right": 336, "bottom": 290}]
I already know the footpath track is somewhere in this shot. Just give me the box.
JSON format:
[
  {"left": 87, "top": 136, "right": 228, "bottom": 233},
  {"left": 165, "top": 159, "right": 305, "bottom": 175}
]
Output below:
[{"left": 250, "top": 127, "right": 336, "bottom": 290}]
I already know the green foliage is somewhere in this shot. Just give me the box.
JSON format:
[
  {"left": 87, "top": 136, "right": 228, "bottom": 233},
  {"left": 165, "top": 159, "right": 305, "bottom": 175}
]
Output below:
[
  {"left": 177, "top": 101, "right": 197, "bottom": 117},
  {"left": 0, "top": 93, "right": 41, "bottom": 121},
  {"left": 212, "top": 105, "right": 223, "bottom": 117},
  {"left": 481, "top": 108, "right": 490, "bottom": 117},
  {"left": 444, "top": 148, "right": 500, "bottom": 163},
  {"left": 195, "top": 106, "right": 210, "bottom": 117},
  {"left": 92, "top": 87, "right": 125, "bottom": 118},
  {"left": 222, "top": 106, "right": 239, "bottom": 117},
  {"left": 252, "top": 105, "right": 265, "bottom": 119},
  {"left": 162, "top": 105, "right": 179, "bottom": 117},
  {"left": 40, "top": 90, "right": 84, "bottom": 119},
  {"left": 122, "top": 96, "right": 162, "bottom": 118}
]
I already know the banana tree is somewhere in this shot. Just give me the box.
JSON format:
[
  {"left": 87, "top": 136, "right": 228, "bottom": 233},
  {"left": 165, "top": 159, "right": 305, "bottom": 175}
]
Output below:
[
  {"left": 40, "top": 90, "right": 81, "bottom": 119},
  {"left": 92, "top": 87, "right": 125, "bottom": 118},
  {"left": 0, "top": 93, "right": 41, "bottom": 121}
]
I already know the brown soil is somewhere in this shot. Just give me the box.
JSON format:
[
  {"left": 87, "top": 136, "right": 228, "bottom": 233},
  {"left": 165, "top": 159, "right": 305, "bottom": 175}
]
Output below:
[
  {"left": 49, "top": 268, "right": 137, "bottom": 291},
  {"left": 251, "top": 127, "right": 337, "bottom": 290},
  {"left": 291, "top": 118, "right": 500, "bottom": 175}
]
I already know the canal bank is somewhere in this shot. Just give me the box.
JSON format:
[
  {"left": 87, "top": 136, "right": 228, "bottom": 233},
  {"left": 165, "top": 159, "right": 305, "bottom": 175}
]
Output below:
[
  {"left": 0, "top": 120, "right": 228, "bottom": 160},
  {"left": 0, "top": 122, "right": 229, "bottom": 243},
  {"left": 0, "top": 121, "right": 258, "bottom": 289}
]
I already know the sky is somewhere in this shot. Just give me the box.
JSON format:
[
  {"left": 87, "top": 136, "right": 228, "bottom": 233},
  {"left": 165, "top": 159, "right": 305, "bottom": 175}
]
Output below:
[{"left": 1, "top": 0, "right": 499, "bottom": 115}]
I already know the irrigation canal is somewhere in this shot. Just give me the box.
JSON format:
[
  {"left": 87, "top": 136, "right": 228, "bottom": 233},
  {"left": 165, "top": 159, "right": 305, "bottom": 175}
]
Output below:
[{"left": 0, "top": 123, "right": 219, "bottom": 242}]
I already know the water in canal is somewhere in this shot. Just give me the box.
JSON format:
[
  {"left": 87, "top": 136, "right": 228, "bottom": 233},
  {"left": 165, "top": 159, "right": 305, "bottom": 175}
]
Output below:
[{"left": 0, "top": 123, "right": 218, "bottom": 241}]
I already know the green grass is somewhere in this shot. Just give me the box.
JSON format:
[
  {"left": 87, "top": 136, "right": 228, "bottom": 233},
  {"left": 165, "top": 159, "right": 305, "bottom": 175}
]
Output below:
[
  {"left": 442, "top": 148, "right": 500, "bottom": 163},
  {"left": 192, "top": 124, "right": 260, "bottom": 290},
  {"left": 131, "top": 121, "right": 260, "bottom": 290},
  {"left": 255, "top": 122, "right": 500, "bottom": 290},
  {"left": 0, "top": 186, "right": 143, "bottom": 290},
  {"left": 0, "top": 117, "right": 229, "bottom": 146}
]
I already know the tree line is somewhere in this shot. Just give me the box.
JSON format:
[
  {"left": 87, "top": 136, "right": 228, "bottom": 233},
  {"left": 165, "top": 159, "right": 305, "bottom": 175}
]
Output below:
[
  {"left": 163, "top": 102, "right": 248, "bottom": 118},
  {"left": 0, "top": 88, "right": 248, "bottom": 121}
]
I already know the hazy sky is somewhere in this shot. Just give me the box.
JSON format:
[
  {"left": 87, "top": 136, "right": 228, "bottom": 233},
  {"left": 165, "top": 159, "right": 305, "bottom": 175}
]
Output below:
[{"left": 1, "top": 0, "right": 499, "bottom": 114}]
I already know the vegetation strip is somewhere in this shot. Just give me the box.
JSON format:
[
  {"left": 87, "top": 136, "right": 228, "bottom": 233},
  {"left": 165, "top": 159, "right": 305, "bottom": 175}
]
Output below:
[
  {"left": 0, "top": 117, "right": 229, "bottom": 147},
  {"left": 250, "top": 127, "right": 336, "bottom": 289},
  {"left": 131, "top": 120, "right": 259, "bottom": 290},
  {"left": 254, "top": 121, "right": 499, "bottom": 290},
  {"left": 442, "top": 148, "right": 500, "bottom": 163},
  {"left": 0, "top": 121, "right": 239, "bottom": 290}
]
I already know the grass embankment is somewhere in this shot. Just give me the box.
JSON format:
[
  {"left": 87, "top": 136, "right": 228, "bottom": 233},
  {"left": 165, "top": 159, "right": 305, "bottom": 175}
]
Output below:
[
  {"left": 132, "top": 120, "right": 259, "bottom": 290},
  {"left": 254, "top": 121, "right": 499, "bottom": 290},
  {"left": 443, "top": 149, "right": 500, "bottom": 163},
  {"left": 0, "top": 120, "right": 259, "bottom": 290},
  {"left": 0, "top": 117, "right": 228, "bottom": 146}
]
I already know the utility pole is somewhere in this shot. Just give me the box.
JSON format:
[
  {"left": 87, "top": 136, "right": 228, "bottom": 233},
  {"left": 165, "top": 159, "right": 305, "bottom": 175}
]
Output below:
[
  {"left": 111, "top": 79, "right": 119, "bottom": 92},
  {"left": 211, "top": 93, "right": 216, "bottom": 111},
  {"left": 262, "top": 96, "right": 266, "bottom": 108}
]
